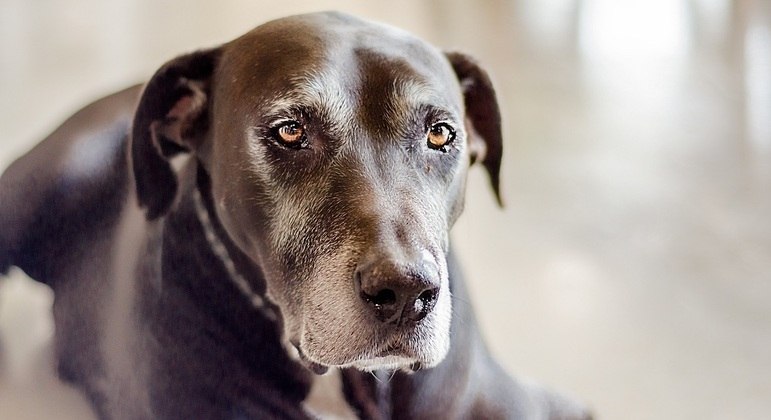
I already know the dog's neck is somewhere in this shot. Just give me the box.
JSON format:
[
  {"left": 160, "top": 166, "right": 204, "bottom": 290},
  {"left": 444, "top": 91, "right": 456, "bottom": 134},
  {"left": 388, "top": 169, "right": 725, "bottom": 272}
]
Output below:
[
  {"left": 191, "top": 179, "right": 277, "bottom": 322},
  {"left": 142, "top": 162, "right": 316, "bottom": 414},
  {"left": 183, "top": 163, "right": 305, "bottom": 356}
]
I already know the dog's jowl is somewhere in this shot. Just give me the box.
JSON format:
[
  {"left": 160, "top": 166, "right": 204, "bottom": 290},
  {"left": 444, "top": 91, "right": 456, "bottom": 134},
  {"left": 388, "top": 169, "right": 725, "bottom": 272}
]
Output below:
[{"left": 0, "top": 11, "right": 591, "bottom": 420}]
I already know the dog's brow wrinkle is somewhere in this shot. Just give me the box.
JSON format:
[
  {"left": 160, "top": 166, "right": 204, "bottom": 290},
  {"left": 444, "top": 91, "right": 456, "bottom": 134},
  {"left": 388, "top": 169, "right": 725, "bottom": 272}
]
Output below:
[
  {"left": 393, "top": 80, "right": 461, "bottom": 125},
  {"left": 394, "top": 79, "right": 435, "bottom": 106},
  {"left": 268, "top": 70, "right": 356, "bottom": 138}
]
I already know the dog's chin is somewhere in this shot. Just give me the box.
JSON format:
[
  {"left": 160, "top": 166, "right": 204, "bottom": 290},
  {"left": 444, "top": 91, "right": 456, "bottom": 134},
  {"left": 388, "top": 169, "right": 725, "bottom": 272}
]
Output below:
[
  {"left": 294, "top": 332, "right": 450, "bottom": 375},
  {"left": 345, "top": 356, "right": 426, "bottom": 372},
  {"left": 297, "top": 348, "right": 445, "bottom": 375}
]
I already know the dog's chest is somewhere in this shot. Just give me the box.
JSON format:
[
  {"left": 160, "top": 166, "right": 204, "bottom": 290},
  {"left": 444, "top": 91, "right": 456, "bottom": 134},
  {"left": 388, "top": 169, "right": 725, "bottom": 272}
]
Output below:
[{"left": 302, "top": 369, "right": 358, "bottom": 419}]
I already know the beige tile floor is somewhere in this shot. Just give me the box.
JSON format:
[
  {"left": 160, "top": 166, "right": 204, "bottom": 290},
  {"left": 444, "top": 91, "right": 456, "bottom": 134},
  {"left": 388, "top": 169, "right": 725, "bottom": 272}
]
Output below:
[{"left": 1, "top": 0, "right": 769, "bottom": 418}]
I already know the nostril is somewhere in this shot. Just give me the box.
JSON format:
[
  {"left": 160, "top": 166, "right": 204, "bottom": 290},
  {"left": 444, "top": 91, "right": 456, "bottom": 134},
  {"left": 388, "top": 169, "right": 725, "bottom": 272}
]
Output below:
[
  {"left": 417, "top": 288, "right": 437, "bottom": 305},
  {"left": 410, "top": 287, "right": 438, "bottom": 321},
  {"left": 360, "top": 286, "right": 400, "bottom": 323},
  {"left": 362, "top": 288, "right": 397, "bottom": 307}
]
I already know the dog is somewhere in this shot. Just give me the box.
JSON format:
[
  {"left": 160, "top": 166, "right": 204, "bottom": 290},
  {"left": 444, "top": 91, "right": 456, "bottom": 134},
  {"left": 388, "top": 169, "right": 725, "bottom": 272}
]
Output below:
[{"left": 0, "top": 11, "right": 591, "bottom": 419}]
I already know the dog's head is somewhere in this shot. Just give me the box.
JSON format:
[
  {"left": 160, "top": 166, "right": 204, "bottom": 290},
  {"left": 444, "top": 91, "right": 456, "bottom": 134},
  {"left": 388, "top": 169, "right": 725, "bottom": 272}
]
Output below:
[{"left": 130, "top": 12, "right": 502, "bottom": 372}]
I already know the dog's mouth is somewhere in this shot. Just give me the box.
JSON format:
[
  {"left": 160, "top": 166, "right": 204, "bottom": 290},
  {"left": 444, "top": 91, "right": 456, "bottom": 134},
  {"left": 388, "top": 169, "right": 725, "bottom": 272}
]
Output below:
[
  {"left": 290, "top": 331, "right": 437, "bottom": 374},
  {"left": 293, "top": 344, "right": 331, "bottom": 375},
  {"left": 293, "top": 343, "right": 425, "bottom": 375}
]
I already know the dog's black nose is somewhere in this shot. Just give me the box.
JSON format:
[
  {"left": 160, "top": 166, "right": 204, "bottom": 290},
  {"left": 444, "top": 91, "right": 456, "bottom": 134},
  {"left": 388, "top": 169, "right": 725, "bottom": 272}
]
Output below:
[{"left": 355, "top": 256, "right": 440, "bottom": 324}]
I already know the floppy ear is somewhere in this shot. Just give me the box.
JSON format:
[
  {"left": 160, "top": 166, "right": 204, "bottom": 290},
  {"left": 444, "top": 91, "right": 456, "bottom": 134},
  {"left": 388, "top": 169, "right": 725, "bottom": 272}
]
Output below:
[
  {"left": 131, "top": 47, "right": 221, "bottom": 220},
  {"left": 444, "top": 52, "right": 503, "bottom": 206}
]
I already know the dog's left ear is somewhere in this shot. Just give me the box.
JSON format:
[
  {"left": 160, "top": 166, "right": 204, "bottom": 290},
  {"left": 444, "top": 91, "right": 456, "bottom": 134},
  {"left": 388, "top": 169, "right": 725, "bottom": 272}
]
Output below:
[
  {"left": 445, "top": 52, "right": 503, "bottom": 206},
  {"left": 131, "top": 47, "right": 222, "bottom": 220}
]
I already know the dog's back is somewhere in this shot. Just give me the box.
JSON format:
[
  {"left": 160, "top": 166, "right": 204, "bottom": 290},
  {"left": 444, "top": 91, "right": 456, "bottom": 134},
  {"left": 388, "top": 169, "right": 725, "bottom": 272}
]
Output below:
[
  {"left": 0, "top": 85, "right": 139, "bottom": 281},
  {"left": 0, "top": 86, "right": 145, "bottom": 409}
]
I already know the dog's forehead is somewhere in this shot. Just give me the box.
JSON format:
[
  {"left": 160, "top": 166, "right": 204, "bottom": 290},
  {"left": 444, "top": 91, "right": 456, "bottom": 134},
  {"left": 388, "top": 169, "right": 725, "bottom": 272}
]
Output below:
[{"left": 218, "top": 12, "right": 462, "bottom": 126}]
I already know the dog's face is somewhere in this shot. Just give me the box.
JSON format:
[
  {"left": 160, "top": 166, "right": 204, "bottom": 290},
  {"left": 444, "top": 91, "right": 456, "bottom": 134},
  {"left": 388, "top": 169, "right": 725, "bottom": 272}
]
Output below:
[{"left": 131, "top": 12, "right": 502, "bottom": 372}]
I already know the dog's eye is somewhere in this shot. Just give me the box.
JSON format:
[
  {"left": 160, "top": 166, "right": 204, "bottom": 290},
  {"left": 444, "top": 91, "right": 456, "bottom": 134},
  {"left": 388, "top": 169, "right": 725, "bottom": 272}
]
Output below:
[
  {"left": 427, "top": 123, "right": 455, "bottom": 151},
  {"left": 273, "top": 121, "right": 306, "bottom": 147}
]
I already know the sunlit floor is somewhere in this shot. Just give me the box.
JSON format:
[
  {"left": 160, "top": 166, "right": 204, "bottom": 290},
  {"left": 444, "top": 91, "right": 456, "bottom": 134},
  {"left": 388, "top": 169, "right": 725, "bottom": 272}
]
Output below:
[{"left": 1, "top": 0, "right": 769, "bottom": 419}]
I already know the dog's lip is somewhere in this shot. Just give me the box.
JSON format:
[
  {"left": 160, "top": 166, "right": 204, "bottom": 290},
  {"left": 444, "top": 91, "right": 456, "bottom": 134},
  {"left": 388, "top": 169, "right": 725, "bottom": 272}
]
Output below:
[
  {"left": 294, "top": 336, "right": 423, "bottom": 373},
  {"left": 296, "top": 349, "right": 330, "bottom": 375},
  {"left": 346, "top": 355, "right": 419, "bottom": 372},
  {"left": 375, "top": 343, "right": 404, "bottom": 358}
]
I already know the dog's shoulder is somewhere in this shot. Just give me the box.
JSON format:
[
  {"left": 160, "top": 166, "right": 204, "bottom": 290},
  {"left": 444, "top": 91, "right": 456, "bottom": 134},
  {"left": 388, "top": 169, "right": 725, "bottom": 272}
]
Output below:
[{"left": 0, "top": 85, "right": 141, "bottom": 282}]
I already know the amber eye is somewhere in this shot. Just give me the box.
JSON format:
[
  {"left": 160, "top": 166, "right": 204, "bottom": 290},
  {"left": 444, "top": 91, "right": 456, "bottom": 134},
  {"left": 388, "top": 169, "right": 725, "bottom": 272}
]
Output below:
[
  {"left": 273, "top": 121, "right": 306, "bottom": 147},
  {"left": 427, "top": 123, "right": 456, "bottom": 150}
]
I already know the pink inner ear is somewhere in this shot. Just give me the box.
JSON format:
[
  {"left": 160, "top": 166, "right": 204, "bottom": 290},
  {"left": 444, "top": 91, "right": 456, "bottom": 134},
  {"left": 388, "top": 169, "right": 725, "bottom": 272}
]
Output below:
[
  {"left": 166, "top": 91, "right": 205, "bottom": 121},
  {"left": 465, "top": 116, "right": 487, "bottom": 165},
  {"left": 160, "top": 82, "right": 208, "bottom": 146}
]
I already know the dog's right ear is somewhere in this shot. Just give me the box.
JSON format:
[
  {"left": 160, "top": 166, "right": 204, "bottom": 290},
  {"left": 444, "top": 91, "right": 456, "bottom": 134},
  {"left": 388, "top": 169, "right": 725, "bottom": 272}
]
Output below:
[
  {"left": 131, "top": 47, "right": 222, "bottom": 220},
  {"left": 445, "top": 52, "right": 504, "bottom": 207}
]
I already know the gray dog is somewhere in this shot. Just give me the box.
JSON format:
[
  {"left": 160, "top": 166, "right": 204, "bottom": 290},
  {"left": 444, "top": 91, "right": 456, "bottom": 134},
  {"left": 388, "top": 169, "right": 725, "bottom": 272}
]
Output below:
[{"left": 0, "top": 11, "right": 591, "bottom": 419}]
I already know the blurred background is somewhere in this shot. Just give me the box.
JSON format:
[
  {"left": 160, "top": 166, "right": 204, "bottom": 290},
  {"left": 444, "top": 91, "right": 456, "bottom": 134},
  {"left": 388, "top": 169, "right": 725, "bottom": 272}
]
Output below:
[{"left": 1, "top": 0, "right": 769, "bottom": 418}]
